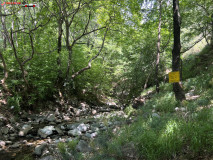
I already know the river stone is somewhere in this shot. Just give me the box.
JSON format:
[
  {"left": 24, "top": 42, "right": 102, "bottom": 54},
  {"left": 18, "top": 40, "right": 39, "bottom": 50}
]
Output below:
[
  {"left": 10, "top": 142, "right": 20, "bottom": 149},
  {"left": 19, "top": 124, "right": 32, "bottom": 136},
  {"left": 77, "top": 123, "right": 89, "bottom": 132},
  {"left": 85, "top": 132, "right": 98, "bottom": 138},
  {"left": 34, "top": 143, "right": 47, "bottom": 156},
  {"left": 0, "top": 141, "right": 5, "bottom": 148},
  {"left": 38, "top": 126, "right": 55, "bottom": 138},
  {"left": 1, "top": 127, "right": 9, "bottom": 134},
  {"left": 76, "top": 140, "right": 92, "bottom": 153},
  {"left": 68, "top": 128, "right": 81, "bottom": 136},
  {"left": 55, "top": 127, "right": 64, "bottom": 135},
  {"left": 91, "top": 126, "right": 99, "bottom": 132},
  {"left": 75, "top": 109, "right": 82, "bottom": 116},
  {"left": 67, "top": 123, "right": 79, "bottom": 130},
  {"left": 46, "top": 114, "right": 56, "bottom": 122},
  {"left": 92, "top": 109, "right": 97, "bottom": 115}
]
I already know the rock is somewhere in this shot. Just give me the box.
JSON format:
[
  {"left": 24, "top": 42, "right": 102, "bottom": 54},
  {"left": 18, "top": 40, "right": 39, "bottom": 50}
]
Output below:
[
  {"left": 0, "top": 141, "right": 5, "bottom": 148},
  {"left": 68, "top": 128, "right": 81, "bottom": 136},
  {"left": 19, "top": 124, "right": 32, "bottom": 136},
  {"left": 152, "top": 113, "right": 160, "bottom": 118},
  {"left": 63, "top": 115, "right": 71, "bottom": 121},
  {"left": 60, "top": 125, "right": 65, "bottom": 130},
  {"left": 5, "top": 141, "right": 12, "bottom": 144},
  {"left": 91, "top": 126, "right": 99, "bottom": 132},
  {"left": 38, "top": 155, "right": 56, "bottom": 160},
  {"left": 85, "top": 132, "right": 98, "bottom": 138},
  {"left": 75, "top": 109, "right": 82, "bottom": 116},
  {"left": 10, "top": 142, "right": 20, "bottom": 149},
  {"left": 55, "top": 127, "right": 64, "bottom": 135},
  {"left": 180, "top": 107, "right": 186, "bottom": 112},
  {"left": 34, "top": 143, "right": 47, "bottom": 156},
  {"left": 55, "top": 108, "right": 60, "bottom": 116},
  {"left": 77, "top": 123, "right": 89, "bottom": 132},
  {"left": 92, "top": 110, "right": 97, "bottom": 115},
  {"left": 76, "top": 140, "right": 92, "bottom": 153},
  {"left": 66, "top": 138, "right": 72, "bottom": 142},
  {"left": 9, "top": 133, "right": 18, "bottom": 140},
  {"left": 9, "top": 117, "right": 16, "bottom": 124},
  {"left": 67, "top": 123, "right": 79, "bottom": 130},
  {"left": 175, "top": 107, "right": 179, "bottom": 111},
  {"left": 1, "top": 127, "right": 9, "bottom": 134},
  {"left": 49, "top": 122, "right": 56, "bottom": 125},
  {"left": 38, "top": 126, "right": 55, "bottom": 138},
  {"left": 46, "top": 114, "right": 56, "bottom": 122}
]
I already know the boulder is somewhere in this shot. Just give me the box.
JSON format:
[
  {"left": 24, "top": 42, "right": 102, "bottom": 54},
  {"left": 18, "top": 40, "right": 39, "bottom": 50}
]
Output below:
[{"left": 38, "top": 126, "right": 55, "bottom": 138}]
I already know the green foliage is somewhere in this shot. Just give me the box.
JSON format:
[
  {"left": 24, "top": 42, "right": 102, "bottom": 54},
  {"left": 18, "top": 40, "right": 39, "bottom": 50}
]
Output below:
[
  {"left": 57, "top": 140, "right": 83, "bottom": 160},
  {"left": 7, "top": 95, "right": 22, "bottom": 114},
  {"left": 124, "top": 105, "right": 136, "bottom": 116}
]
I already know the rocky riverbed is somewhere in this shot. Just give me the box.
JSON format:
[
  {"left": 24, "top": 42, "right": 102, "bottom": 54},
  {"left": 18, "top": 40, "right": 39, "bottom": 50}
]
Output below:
[{"left": 0, "top": 102, "right": 134, "bottom": 160}]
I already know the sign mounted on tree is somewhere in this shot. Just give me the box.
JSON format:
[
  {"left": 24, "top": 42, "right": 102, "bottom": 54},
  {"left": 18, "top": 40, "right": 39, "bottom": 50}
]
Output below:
[{"left": 169, "top": 71, "right": 180, "bottom": 83}]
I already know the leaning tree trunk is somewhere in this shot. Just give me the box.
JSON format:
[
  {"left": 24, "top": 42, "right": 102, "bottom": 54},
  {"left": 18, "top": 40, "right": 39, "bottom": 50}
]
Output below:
[
  {"left": 172, "top": 0, "right": 186, "bottom": 101},
  {"left": 155, "top": 0, "right": 162, "bottom": 93}
]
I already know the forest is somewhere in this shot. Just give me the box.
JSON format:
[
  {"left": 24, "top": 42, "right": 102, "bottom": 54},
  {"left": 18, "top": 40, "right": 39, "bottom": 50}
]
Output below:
[{"left": 0, "top": 0, "right": 213, "bottom": 159}]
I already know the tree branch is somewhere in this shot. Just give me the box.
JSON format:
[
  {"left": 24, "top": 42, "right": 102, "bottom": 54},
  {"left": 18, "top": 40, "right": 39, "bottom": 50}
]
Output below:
[
  {"left": 71, "top": 28, "right": 108, "bottom": 79},
  {"left": 22, "top": 33, "right": 35, "bottom": 65},
  {"left": 181, "top": 36, "right": 204, "bottom": 53}
]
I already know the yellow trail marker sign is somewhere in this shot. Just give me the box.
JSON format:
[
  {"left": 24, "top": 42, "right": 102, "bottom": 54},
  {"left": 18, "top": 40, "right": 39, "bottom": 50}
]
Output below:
[{"left": 169, "top": 71, "right": 180, "bottom": 83}]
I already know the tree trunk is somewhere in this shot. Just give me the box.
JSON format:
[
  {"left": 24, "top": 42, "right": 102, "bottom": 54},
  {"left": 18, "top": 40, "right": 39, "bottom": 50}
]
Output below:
[
  {"left": 155, "top": 0, "right": 162, "bottom": 93},
  {"left": 10, "top": 29, "right": 29, "bottom": 90},
  {"left": 57, "top": 18, "right": 63, "bottom": 84},
  {"left": 0, "top": 50, "right": 9, "bottom": 93},
  {"left": 0, "top": 5, "right": 12, "bottom": 47},
  {"left": 172, "top": 0, "right": 186, "bottom": 101},
  {"left": 211, "top": 14, "right": 213, "bottom": 46}
]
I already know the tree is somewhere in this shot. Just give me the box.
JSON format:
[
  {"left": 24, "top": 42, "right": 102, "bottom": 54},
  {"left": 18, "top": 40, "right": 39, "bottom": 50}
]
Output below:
[
  {"left": 155, "top": 0, "right": 162, "bottom": 93},
  {"left": 172, "top": 0, "right": 185, "bottom": 101}
]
